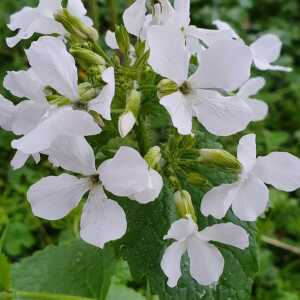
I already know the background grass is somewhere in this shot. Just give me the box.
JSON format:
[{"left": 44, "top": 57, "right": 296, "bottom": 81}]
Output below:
[{"left": 0, "top": 0, "right": 299, "bottom": 299}]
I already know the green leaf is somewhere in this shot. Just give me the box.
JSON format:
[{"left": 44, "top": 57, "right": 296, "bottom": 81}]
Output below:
[
  {"left": 12, "top": 240, "right": 117, "bottom": 300},
  {"left": 0, "top": 254, "right": 10, "bottom": 291},
  {"left": 106, "top": 285, "right": 145, "bottom": 300}
]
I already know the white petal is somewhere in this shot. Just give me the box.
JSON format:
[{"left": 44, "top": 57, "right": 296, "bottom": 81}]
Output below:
[
  {"left": 4, "top": 69, "right": 46, "bottom": 103},
  {"left": 123, "top": 0, "right": 146, "bottom": 37},
  {"left": 238, "top": 77, "right": 266, "bottom": 99},
  {"left": 27, "top": 174, "right": 90, "bottom": 220},
  {"left": 11, "top": 151, "right": 30, "bottom": 170},
  {"left": 161, "top": 241, "right": 187, "bottom": 288},
  {"left": 191, "top": 90, "right": 252, "bottom": 136},
  {"left": 250, "top": 34, "right": 292, "bottom": 72},
  {"left": 12, "top": 101, "right": 48, "bottom": 135},
  {"left": 105, "top": 30, "right": 119, "bottom": 49},
  {"left": 45, "top": 136, "right": 96, "bottom": 176},
  {"left": 12, "top": 108, "right": 101, "bottom": 154},
  {"left": 186, "top": 25, "right": 233, "bottom": 47},
  {"left": 201, "top": 183, "right": 240, "bottom": 219},
  {"left": 98, "top": 146, "right": 149, "bottom": 197},
  {"left": 254, "top": 152, "right": 300, "bottom": 192},
  {"left": 147, "top": 25, "right": 190, "bottom": 85},
  {"left": 174, "top": 0, "right": 190, "bottom": 27},
  {"left": 160, "top": 92, "right": 193, "bottom": 135},
  {"left": 6, "top": 1, "right": 65, "bottom": 48},
  {"left": 88, "top": 67, "right": 115, "bottom": 120},
  {"left": 189, "top": 39, "right": 252, "bottom": 92},
  {"left": 232, "top": 174, "right": 269, "bottom": 221},
  {"left": 130, "top": 169, "right": 163, "bottom": 204},
  {"left": 67, "top": 0, "right": 93, "bottom": 26},
  {"left": 187, "top": 237, "right": 224, "bottom": 285},
  {"left": 80, "top": 186, "right": 127, "bottom": 248},
  {"left": 164, "top": 217, "right": 198, "bottom": 241},
  {"left": 237, "top": 134, "right": 257, "bottom": 172},
  {"left": 118, "top": 111, "right": 136, "bottom": 138},
  {"left": 26, "top": 36, "right": 79, "bottom": 101},
  {"left": 0, "top": 95, "right": 15, "bottom": 131},
  {"left": 197, "top": 223, "right": 249, "bottom": 249},
  {"left": 247, "top": 98, "right": 268, "bottom": 121},
  {"left": 213, "top": 20, "right": 240, "bottom": 39}
]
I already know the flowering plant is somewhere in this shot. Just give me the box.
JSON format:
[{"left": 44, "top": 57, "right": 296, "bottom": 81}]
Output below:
[{"left": 0, "top": 0, "right": 299, "bottom": 299}]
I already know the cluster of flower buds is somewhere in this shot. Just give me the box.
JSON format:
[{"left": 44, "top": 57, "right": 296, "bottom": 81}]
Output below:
[{"left": 0, "top": 0, "right": 299, "bottom": 288}]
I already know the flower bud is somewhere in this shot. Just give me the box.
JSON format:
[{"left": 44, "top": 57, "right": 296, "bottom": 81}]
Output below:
[
  {"left": 157, "top": 79, "right": 178, "bottom": 98},
  {"left": 70, "top": 47, "right": 105, "bottom": 65},
  {"left": 145, "top": 146, "right": 162, "bottom": 168},
  {"left": 79, "top": 82, "right": 97, "bottom": 102},
  {"left": 186, "top": 172, "right": 210, "bottom": 186},
  {"left": 199, "top": 149, "right": 241, "bottom": 170},
  {"left": 55, "top": 9, "right": 98, "bottom": 42},
  {"left": 174, "top": 190, "right": 196, "bottom": 221},
  {"left": 126, "top": 90, "right": 141, "bottom": 117},
  {"left": 118, "top": 111, "right": 136, "bottom": 138}
]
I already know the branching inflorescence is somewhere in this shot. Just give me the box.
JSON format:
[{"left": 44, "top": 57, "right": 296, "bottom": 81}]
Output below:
[{"left": 0, "top": 0, "right": 300, "bottom": 290}]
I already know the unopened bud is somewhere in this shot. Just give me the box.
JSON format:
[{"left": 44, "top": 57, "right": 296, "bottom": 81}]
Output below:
[
  {"left": 79, "top": 82, "right": 97, "bottom": 101},
  {"left": 145, "top": 146, "right": 161, "bottom": 168},
  {"left": 126, "top": 90, "right": 141, "bottom": 117},
  {"left": 157, "top": 79, "right": 178, "bottom": 98},
  {"left": 174, "top": 190, "right": 196, "bottom": 221},
  {"left": 186, "top": 172, "right": 210, "bottom": 186},
  {"left": 55, "top": 9, "right": 98, "bottom": 42},
  {"left": 70, "top": 47, "right": 105, "bottom": 65},
  {"left": 199, "top": 149, "right": 241, "bottom": 170},
  {"left": 118, "top": 111, "right": 136, "bottom": 138}
]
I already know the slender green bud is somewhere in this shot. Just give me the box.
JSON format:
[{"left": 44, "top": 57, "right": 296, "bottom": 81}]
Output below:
[
  {"left": 79, "top": 82, "right": 97, "bottom": 102},
  {"left": 47, "top": 95, "right": 71, "bottom": 106},
  {"left": 115, "top": 25, "right": 130, "bottom": 55},
  {"left": 186, "top": 172, "right": 210, "bottom": 186},
  {"left": 125, "top": 90, "right": 141, "bottom": 118},
  {"left": 199, "top": 149, "right": 241, "bottom": 170},
  {"left": 55, "top": 9, "right": 98, "bottom": 42},
  {"left": 144, "top": 146, "right": 162, "bottom": 169},
  {"left": 70, "top": 47, "right": 105, "bottom": 65},
  {"left": 157, "top": 79, "right": 178, "bottom": 98},
  {"left": 174, "top": 190, "right": 196, "bottom": 221}
]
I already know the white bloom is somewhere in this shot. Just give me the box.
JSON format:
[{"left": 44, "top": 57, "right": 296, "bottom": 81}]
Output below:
[
  {"left": 28, "top": 140, "right": 163, "bottom": 247},
  {"left": 201, "top": 134, "right": 300, "bottom": 221},
  {"left": 237, "top": 77, "right": 268, "bottom": 121},
  {"left": 105, "top": 30, "right": 119, "bottom": 49},
  {"left": 214, "top": 20, "right": 292, "bottom": 72},
  {"left": 118, "top": 111, "right": 136, "bottom": 138},
  {"left": 6, "top": 0, "right": 93, "bottom": 48},
  {"left": 161, "top": 217, "right": 249, "bottom": 287},
  {"left": 148, "top": 25, "right": 253, "bottom": 136}
]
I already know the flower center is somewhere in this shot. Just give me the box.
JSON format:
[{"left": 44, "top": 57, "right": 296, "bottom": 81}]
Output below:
[{"left": 179, "top": 81, "right": 192, "bottom": 95}]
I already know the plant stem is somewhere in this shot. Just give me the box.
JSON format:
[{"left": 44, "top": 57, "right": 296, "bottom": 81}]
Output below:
[
  {"left": 261, "top": 235, "right": 300, "bottom": 256},
  {"left": 107, "top": 0, "right": 117, "bottom": 30},
  {"left": 87, "top": 0, "right": 99, "bottom": 29}
]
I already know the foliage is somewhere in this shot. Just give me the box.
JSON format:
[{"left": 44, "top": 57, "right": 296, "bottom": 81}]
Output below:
[{"left": 0, "top": 0, "right": 299, "bottom": 299}]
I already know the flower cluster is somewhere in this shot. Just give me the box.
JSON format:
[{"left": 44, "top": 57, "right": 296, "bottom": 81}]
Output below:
[{"left": 1, "top": 0, "right": 300, "bottom": 289}]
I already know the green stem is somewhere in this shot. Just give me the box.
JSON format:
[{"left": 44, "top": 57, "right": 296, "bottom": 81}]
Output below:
[
  {"left": 0, "top": 291, "right": 95, "bottom": 300},
  {"left": 0, "top": 225, "right": 8, "bottom": 254},
  {"left": 86, "top": 0, "right": 99, "bottom": 29},
  {"left": 261, "top": 235, "right": 300, "bottom": 256},
  {"left": 107, "top": 0, "right": 117, "bottom": 30}
]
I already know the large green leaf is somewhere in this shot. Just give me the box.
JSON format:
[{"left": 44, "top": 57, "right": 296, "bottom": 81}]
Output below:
[{"left": 11, "top": 240, "right": 117, "bottom": 300}]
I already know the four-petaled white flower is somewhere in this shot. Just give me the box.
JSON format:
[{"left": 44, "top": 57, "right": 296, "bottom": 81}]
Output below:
[
  {"left": 201, "top": 134, "right": 300, "bottom": 221},
  {"left": 161, "top": 217, "right": 249, "bottom": 287},
  {"left": 6, "top": 0, "right": 93, "bottom": 48},
  {"left": 147, "top": 25, "right": 254, "bottom": 136},
  {"left": 8, "top": 36, "right": 115, "bottom": 155},
  {"left": 28, "top": 138, "right": 163, "bottom": 248},
  {"left": 214, "top": 20, "right": 292, "bottom": 72}
]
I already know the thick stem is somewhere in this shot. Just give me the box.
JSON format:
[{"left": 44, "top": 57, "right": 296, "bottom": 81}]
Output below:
[
  {"left": 87, "top": 0, "right": 99, "bottom": 29},
  {"left": 107, "top": 0, "right": 117, "bottom": 30}
]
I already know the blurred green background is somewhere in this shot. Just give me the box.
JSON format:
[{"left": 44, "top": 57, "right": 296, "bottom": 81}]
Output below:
[{"left": 0, "top": 0, "right": 299, "bottom": 299}]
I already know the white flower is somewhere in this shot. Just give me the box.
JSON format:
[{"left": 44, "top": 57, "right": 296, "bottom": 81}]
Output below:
[
  {"left": 237, "top": 77, "right": 268, "bottom": 121},
  {"left": 201, "top": 134, "right": 300, "bottom": 221},
  {"left": 214, "top": 20, "right": 292, "bottom": 72},
  {"left": 6, "top": 0, "right": 93, "bottom": 48},
  {"left": 28, "top": 140, "right": 163, "bottom": 247},
  {"left": 123, "top": 0, "right": 231, "bottom": 54},
  {"left": 161, "top": 217, "right": 249, "bottom": 287},
  {"left": 105, "top": 30, "right": 119, "bottom": 49},
  {"left": 147, "top": 25, "right": 253, "bottom": 136},
  {"left": 9, "top": 36, "right": 117, "bottom": 155}
]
